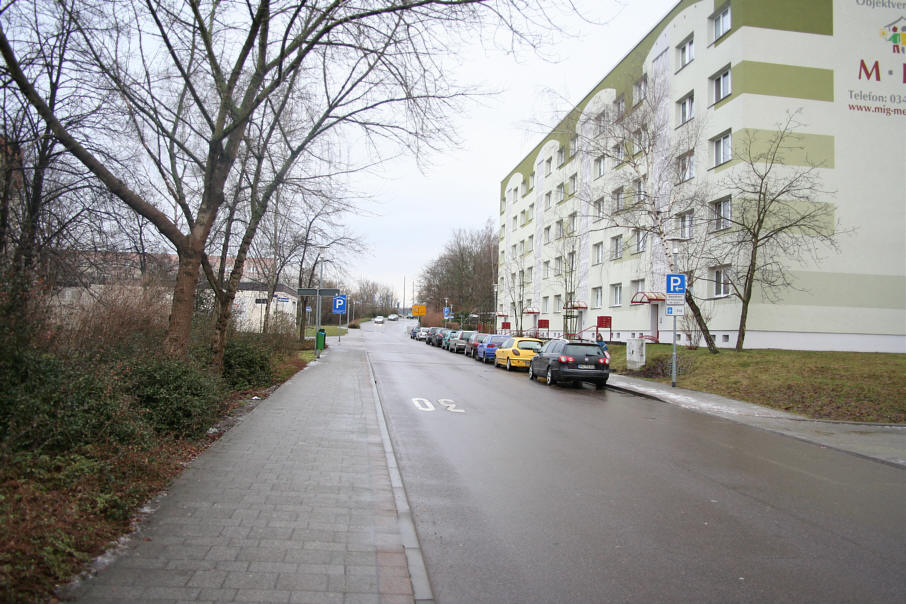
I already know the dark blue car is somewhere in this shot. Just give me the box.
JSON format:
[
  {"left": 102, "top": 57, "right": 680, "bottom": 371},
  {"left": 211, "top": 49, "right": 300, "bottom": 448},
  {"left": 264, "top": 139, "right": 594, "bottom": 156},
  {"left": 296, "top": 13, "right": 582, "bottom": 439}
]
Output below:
[{"left": 476, "top": 334, "right": 509, "bottom": 364}]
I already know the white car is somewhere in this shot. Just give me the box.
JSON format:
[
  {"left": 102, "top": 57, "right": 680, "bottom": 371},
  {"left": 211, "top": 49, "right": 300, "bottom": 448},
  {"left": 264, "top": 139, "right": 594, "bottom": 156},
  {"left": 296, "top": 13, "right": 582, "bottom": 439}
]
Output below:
[
  {"left": 374, "top": 316, "right": 385, "bottom": 324},
  {"left": 388, "top": 314, "right": 399, "bottom": 321}
]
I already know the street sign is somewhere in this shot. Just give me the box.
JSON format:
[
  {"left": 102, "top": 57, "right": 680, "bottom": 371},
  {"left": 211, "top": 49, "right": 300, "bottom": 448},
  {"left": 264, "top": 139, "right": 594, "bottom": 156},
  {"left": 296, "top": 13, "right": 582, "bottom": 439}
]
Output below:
[
  {"left": 332, "top": 295, "right": 347, "bottom": 314},
  {"left": 443, "top": 306, "right": 451, "bottom": 319},
  {"left": 666, "top": 273, "right": 686, "bottom": 294},
  {"left": 297, "top": 287, "right": 340, "bottom": 297},
  {"left": 411, "top": 304, "right": 426, "bottom": 317},
  {"left": 597, "top": 315, "right": 612, "bottom": 328},
  {"left": 666, "top": 293, "right": 685, "bottom": 305},
  {"left": 305, "top": 306, "right": 312, "bottom": 312},
  {"left": 666, "top": 305, "right": 685, "bottom": 316}
]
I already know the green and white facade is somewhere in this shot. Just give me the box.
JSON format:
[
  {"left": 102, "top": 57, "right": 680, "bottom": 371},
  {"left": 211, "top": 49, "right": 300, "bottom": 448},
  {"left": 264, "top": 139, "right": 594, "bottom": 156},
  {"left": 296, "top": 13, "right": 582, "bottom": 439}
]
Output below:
[{"left": 497, "top": 0, "right": 905, "bottom": 352}]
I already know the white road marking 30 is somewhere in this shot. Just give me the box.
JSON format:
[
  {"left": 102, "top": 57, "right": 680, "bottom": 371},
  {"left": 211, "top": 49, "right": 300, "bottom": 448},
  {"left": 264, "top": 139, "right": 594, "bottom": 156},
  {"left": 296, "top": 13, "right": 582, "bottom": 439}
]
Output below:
[{"left": 411, "top": 398, "right": 465, "bottom": 413}]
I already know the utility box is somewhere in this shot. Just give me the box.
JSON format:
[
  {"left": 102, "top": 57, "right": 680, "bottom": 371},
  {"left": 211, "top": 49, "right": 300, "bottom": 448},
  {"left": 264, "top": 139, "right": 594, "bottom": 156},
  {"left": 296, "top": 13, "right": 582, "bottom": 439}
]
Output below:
[{"left": 627, "top": 339, "right": 646, "bottom": 370}]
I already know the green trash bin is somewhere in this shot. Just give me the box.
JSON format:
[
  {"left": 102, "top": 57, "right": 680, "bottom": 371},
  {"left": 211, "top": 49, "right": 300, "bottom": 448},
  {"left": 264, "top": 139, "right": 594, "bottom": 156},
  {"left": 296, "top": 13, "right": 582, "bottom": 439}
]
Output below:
[{"left": 316, "top": 328, "right": 326, "bottom": 350}]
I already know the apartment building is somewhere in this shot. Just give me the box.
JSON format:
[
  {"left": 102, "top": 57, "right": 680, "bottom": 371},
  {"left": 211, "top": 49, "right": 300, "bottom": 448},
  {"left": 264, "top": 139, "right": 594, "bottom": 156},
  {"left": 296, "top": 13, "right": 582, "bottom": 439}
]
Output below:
[{"left": 497, "top": 0, "right": 905, "bottom": 352}]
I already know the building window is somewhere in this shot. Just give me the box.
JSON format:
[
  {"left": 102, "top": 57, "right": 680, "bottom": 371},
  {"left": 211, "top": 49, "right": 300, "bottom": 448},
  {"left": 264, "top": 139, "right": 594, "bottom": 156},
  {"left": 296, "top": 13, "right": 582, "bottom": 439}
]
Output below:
[
  {"left": 712, "top": 265, "right": 731, "bottom": 297},
  {"left": 615, "top": 94, "right": 626, "bottom": 118},
  {"left": 594, "top": 110, "right": 607, "bottom": 135},
  {"left": 554, "top": 256, "right": 562, "bottom": 275},
  {"left": 556, "top": 183, "right": 565, "bottom": 203},
  {"left": 713, "top": 131, "right": 732, "bottom": 166},
  {"left": 712, "top": 197, "right": 732, "bottom": 231},
  {"left": 678, "top": 36, "right": 694, "bottom": 68},
  {"left": 555, "top": 220, "right": 563, "bottom": 239},
  {"left": 567, "top": 251, "right": 576, "bottom": 272},
  {"left": 520, "top": 210, "right": 527, "bottom": 226},
  {"left": 544, "top": 191, "right": 552, "bottom": 209},
  {"left": 610, "top": 235, "right": 623, "bottom": 260},
  {"left": 631, "top": 279, "right": 645, "bottom": 296},
  {"left": 525, "top": 267, "right": 533, "bottom": 283},
  {"left": 592, "top": 242, "right": 604, "bottom": 265},
  {"left": 511, "top": 244, "right": 516, "bottom": 257},
  {"left": 612, "top": 141, "right": 625, "bottom": 165},
  {"left": 594, "top": 155, "right": 606, "bottom": 178},
  {"left": 594, "top": 197, "right": 605, "bottom": 220},
  {"left": 633, "top": 74, "right": 647, "bottom": 105},
  {"left": 634, "top": 229, "right": 647, "bottom": 253},
  {"left": 568, "top": 212, "right": 577, "bottom": 234},
  {"left": 520, "top": 181, "right": 528, "bottom": 196},
  {"left": 568, "top": 173, "right": 578, "bottom": 196},
  {"left": 713, "top": 5, "right": 731, "bottom": 40},
  {"left": 633, "top": 178, "right": 644, "bottom": 205},
  {"left": 613, "top": 187, "right": 625, "bottom": 211},
  {"left": 610, "top": 283, "right": 622, "bottom": 307},
  {"left": 527, "top": 235, "right": 533, "bottom": 251},
  {"left": 500, "top": 198, "right": 506, "bottom": 214},
  {"left": 592, "top": 287, "right": 603, "bottom": 308},
  {"left": 678, "top": 210, "right": 694, "bottom": 239},
  {"left": 713, "top": 68, "right": 731, "bottom": 104},
  {"left": 632, "top": 128, "right": 644, "bottom": 153},
  {"left": 678, "top": 93, "right": 694, "bottom": 124},
  {"left": 542, "top": 296, "right": 549, "bottom": 313},
  {"left": 545, "top": 157, "right": 552, "bottom": 175},
  {"left": 554, "top": 294, "right": 562, "bottom": 313},
  {"left": 518, "top": 239, "right": 525, "bottom": 255},
  {"left": 543, "top": 225, "right": 551, "bottom": 243},
  {"left": 527, "top": 203, "right": 534, "bottom": 221},
  {"left": 543, "top": 261, "right": 550, "bottom": 278},
  {"left": 557, "top": 148, "right": 565, "bottom": 165},
  {"left": 678, "top": 151, "right": 695, "bottom": 182},
  {"left": 570, "top": 135, "right": 579, "bottom": 157},
  {"left": 512, "top": 215, "right": 518, "bottom": 230}
]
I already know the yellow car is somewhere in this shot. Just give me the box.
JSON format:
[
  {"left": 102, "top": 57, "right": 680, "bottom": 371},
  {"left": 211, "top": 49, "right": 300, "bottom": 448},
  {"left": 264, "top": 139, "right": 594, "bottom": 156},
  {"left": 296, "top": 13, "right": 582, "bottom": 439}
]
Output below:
[{"left": 494, "top": 337, "right": 544, "bottom": 371}]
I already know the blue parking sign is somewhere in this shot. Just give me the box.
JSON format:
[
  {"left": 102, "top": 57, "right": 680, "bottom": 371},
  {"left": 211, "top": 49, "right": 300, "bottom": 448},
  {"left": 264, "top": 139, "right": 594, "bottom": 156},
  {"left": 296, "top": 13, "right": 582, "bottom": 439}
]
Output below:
[
  {"left": 332, "top": 295, "right": 347, "bottom": 314},
  {"left": 666, "top": 274, "right": 686, "bottom": 294}
]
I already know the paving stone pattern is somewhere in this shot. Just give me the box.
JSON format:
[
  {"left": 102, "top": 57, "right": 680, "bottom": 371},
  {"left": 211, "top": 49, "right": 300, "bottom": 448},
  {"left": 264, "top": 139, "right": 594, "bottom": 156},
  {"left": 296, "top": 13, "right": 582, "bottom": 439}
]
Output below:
[{"left": 65, "top": 348, "right": 414, "bottom": 604}]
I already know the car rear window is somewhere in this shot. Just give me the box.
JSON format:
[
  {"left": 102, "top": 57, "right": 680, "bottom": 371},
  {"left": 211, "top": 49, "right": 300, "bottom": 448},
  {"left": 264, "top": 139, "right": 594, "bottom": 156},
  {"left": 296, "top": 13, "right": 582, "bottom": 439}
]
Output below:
[
  {"left": 488, "top": 336, "right": 508, "bottom": 345},
  {"left": 518, "top": 341, "right": 542, "bottom": 351},
  {"left": 563, "top": 344, "right": 603, "bottom": 357}
]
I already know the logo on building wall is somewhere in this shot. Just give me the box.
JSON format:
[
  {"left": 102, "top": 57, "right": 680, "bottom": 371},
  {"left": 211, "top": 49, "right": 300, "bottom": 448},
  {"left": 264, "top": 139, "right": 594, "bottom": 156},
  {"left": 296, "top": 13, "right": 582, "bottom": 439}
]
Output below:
[{"left": 881, "top": 17, "right": 906, "bottom": 53}]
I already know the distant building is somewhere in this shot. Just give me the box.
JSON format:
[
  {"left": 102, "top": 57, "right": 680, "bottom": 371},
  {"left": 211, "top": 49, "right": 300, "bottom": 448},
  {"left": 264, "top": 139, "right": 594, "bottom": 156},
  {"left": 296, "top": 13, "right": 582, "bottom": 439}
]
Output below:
[{"left": 497, "top": 0, "right": 904, "bottom": 352}]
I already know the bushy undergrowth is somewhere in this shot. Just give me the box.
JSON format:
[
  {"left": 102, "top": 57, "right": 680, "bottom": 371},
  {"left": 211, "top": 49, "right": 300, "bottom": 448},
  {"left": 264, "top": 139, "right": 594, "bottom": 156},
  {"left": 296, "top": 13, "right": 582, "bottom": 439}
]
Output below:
[{"left": 223, "top": 338, "right": 273, "bottom": 390}]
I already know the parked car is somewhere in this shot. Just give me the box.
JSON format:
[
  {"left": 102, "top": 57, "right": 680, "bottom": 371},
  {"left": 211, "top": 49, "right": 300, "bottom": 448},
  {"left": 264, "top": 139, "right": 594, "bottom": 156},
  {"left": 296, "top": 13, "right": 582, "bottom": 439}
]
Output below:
[
  {"left": 416, "top": 327, "right": 430, "bottom": 341},
  {"left": 465, "top": 333, "right": 490, "bottom": 358},
  {"left": 494, "top": 337, "right": 544, "bottom": 371},
  {"left": 449, "top": 330, "right": 476, "bottom": 353},
  {"left": 528, "top": 339, "right": 610, "bottom": 389},
  {"left": 430, "top": 328, "right": 449, "bottom": 347},
  {"left": 476, "top": 334, "right": 509, "bottom": 364},
  {"left": 374, "top": 315, "right": 385, "bottom": 325},
  {"left": 442, "top": 330, "right": 461, "bottom": 350},
  {"left": 410, "top": 326, "right": 419, "bottom": 339},
  {"left": 426, "top": 327, "right": 443, "bottom": 345}
]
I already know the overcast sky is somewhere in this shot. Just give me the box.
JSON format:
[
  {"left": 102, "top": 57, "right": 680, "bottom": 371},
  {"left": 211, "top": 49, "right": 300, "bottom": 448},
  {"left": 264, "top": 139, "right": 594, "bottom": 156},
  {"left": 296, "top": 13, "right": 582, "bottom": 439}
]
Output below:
[{"left": 343, "top": 0, "right": 678, "bottom": 306}]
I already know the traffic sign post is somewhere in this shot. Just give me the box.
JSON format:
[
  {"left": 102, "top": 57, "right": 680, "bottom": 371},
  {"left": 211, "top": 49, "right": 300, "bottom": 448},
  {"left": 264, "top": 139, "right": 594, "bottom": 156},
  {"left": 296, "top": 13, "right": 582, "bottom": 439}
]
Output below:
[
  {"left": 332, "top": 295, "right": 347, "bottom": 343},
  {"left": 665, "top": 274, "right": 686, "bottom": 388}
]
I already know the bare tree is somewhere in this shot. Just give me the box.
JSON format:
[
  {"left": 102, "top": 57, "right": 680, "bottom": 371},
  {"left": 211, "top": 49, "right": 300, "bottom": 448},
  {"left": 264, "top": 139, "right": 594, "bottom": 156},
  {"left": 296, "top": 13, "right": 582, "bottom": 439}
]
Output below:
[
  {"left": 707, "top": 111, "right": 842, "bottom": 351},
  {"left": 577, "top": 68, "right": 719, "bottom": 352},
  {"left": 419, "top": 221, "right": 497, "bottom": 316},
  {"left": 1, "top": 0, "right": 558, "bottom": 358}
]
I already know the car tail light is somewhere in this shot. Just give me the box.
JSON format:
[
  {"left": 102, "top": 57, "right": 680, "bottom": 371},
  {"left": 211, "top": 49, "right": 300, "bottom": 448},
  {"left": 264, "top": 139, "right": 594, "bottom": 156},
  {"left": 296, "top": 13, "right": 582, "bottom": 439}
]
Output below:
[
  {"left": 488, "top": 344, "right": 496, "bottom": 349},
  {"left": 512, "top": 350, "right": 521, "bottom": 356},
  {"left": 598, "top": 357, "right": 609, "bottom": 365},
  {"left": 558, "top": 355, "right": 575, "bottom": 363}
]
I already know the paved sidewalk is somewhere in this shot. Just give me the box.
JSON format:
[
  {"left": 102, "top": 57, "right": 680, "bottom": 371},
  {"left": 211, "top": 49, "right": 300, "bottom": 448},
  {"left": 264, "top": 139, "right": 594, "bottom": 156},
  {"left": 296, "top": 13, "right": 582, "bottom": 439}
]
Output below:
[
  {"left": 608, "top": 374, "right": 906, "bottom": 468},
  {"left": 65, "top": 338, "right": 425, "bottom": 604}
]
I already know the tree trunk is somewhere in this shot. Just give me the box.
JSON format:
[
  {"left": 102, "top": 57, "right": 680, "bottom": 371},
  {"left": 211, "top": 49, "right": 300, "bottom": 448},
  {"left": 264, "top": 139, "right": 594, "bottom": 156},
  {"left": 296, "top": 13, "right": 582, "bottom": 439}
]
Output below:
[
  {"left": 735, "top": 247, "right": 759, "bottom": 352},
  {"left": 163, "top": 245, "right": 204, "bottom": 358},
  {"left": 686, "top": 291, "right": 719, "bottom": 354}
]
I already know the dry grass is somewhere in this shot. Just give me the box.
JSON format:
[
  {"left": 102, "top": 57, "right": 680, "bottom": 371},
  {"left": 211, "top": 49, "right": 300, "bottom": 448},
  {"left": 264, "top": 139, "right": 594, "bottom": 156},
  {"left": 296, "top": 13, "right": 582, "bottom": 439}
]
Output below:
[{"left": 610, "top": 345, "right": 906, "bottom": 423}]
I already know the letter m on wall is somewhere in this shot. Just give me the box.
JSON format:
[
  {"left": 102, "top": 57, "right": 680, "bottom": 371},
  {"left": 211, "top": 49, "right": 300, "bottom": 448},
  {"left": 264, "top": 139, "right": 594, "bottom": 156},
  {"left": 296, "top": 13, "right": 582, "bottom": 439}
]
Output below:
[{"left": 859, "top": 60, "right": 880, "bottom": 81}]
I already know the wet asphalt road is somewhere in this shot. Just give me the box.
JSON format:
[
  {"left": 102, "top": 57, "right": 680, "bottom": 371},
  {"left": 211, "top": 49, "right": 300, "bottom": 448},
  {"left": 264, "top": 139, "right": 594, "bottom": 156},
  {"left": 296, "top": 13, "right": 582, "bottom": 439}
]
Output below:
[{"left": 365, "top": 320, "right": 906, "bottom": 603}]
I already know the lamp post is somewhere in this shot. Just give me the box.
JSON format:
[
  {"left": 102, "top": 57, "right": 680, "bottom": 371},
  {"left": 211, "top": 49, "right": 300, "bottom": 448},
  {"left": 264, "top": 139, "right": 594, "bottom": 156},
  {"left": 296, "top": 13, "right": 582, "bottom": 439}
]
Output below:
[
  {"left": 671, "top": 247, "right": 679, "bottom": 388},
  {"left": 492, "top": 283, "right": 498, "bottom": 332}
]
